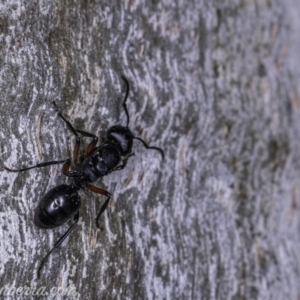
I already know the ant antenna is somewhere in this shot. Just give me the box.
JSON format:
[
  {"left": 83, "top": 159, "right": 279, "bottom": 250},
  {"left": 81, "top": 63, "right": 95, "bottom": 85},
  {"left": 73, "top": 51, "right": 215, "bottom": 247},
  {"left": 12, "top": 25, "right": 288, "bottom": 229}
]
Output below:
[
  {"left": 121, "top": 76, "right": 130, "bottom": 127},
  {"left": 133, "top": 137, "right": 165, "bottom": 160},
  {"left": 120, "top": 76, "right": 164, "bottom": 160}
]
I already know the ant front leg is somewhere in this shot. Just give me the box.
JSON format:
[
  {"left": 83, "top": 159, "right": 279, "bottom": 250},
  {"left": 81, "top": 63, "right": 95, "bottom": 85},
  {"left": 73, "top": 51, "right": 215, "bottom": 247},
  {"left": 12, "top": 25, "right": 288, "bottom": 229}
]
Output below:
[
  {"left": 85, "top": 183, "right": 111, "bottom": 228},
  {"left": 113, "top": 153, "right": 135, "bottom": 172}
]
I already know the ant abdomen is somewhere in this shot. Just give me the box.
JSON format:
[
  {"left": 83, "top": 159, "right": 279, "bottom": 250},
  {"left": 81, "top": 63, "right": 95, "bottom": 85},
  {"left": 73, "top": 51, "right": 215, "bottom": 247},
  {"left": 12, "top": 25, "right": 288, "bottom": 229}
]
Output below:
[{"left": 34, "top": 185, "right": 81, "bottom": 229}]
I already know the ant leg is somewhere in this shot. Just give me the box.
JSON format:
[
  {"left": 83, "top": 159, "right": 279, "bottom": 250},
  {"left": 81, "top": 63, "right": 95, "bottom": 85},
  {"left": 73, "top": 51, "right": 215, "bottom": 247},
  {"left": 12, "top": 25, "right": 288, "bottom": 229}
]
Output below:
[
  {"left": 85, "top": 183, "right": 111, "bottom": 228},
  {"left": 133, "top": 137, "right": 165, "bottom": 160},
  {"left": 121, "top": 76, "right": 130, "bottom": 127},
  {"left": 61, "top": 158, "right": 79, "bottom": 177},
  {"left": 37, "top": 212, "right": 79, "bottom": 279},
  {"left": 113, "top": 153, "right": 134, "bottom": 172},
  {"left": 4, "top": 160, "right": 66, "bottom": 172},
  {"left": 52, "top": 101, "right": 80, "bottom": 165},
  {"left": 62, "top": 159, "right": 71, "bottom": 175},
  {"left": 76, "top": 129, "right": 98, "bottom": 157}
]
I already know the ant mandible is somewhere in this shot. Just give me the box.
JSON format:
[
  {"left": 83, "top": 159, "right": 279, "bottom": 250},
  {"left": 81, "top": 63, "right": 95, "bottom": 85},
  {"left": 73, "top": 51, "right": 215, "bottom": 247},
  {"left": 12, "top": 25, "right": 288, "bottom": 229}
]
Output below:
[{"left": 4, "top": 76, "right": 164, "bottom": 279}]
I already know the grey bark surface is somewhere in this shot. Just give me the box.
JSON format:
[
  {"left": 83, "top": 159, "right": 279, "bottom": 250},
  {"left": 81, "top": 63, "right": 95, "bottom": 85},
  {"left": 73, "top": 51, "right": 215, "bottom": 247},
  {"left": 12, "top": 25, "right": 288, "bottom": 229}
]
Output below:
[{"left": 0, "top": 0, "right": 300, "bottom": 299}]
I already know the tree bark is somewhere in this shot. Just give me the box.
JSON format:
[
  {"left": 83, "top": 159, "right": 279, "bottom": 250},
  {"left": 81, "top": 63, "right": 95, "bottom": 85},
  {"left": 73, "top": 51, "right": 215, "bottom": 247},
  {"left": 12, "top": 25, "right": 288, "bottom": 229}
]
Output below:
[{"left": 0, "top": 0, "right": 300, "bottom": 299}]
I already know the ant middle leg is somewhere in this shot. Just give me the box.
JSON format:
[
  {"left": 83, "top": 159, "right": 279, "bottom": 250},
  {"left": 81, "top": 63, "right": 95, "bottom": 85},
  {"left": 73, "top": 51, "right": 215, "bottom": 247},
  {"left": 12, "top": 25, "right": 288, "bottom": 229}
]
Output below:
[
  {"left": 4, "top": 159, "right": 67, "bottom": 172},
  {"left": 52, "top": 101, "right": 81, "bottom": 165},
  {"left": 61, "top": 159, "right": 80, "bottom": 178}
]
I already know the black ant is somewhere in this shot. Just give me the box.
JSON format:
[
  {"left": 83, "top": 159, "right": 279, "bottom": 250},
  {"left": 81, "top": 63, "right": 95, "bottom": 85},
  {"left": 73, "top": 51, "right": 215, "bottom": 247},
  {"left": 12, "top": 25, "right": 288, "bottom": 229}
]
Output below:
[{"left": 4, "top": 76, "right": 164, "bottom": 279}]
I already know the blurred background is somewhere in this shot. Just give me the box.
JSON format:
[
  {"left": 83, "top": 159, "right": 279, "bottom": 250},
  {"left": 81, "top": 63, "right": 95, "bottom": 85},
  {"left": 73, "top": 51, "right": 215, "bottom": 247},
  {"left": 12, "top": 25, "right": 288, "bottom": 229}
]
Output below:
[{"left": 0, "top": 0, "right": 299, "bottom": 299}]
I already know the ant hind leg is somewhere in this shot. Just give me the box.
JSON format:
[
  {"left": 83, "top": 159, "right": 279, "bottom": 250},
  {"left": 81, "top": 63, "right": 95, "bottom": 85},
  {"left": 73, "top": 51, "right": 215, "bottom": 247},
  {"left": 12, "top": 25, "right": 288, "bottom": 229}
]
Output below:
[{"left": 37, "top": 212, "right": 80, "bottom": 279}]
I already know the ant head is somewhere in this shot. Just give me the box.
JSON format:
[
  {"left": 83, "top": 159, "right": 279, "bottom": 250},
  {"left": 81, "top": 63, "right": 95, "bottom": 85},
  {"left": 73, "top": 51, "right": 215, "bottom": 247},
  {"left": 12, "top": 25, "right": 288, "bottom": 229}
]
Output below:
[{"left": 107, "top": 125, "right": 134, "bottom": 156}]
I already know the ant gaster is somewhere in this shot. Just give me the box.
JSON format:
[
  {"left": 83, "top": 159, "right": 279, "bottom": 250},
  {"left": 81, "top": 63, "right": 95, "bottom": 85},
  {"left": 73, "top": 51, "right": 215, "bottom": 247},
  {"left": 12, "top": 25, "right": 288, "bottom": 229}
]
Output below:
[{"left": 4, "top": 76, "right": 164, "bottom": 279}]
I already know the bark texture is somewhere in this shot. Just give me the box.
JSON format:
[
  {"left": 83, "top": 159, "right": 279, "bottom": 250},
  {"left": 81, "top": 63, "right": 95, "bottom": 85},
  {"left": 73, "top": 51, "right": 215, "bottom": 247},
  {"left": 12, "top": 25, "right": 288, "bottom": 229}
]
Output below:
[{"left": 0, "top": 0, "right": 300, "bottom": 299}]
